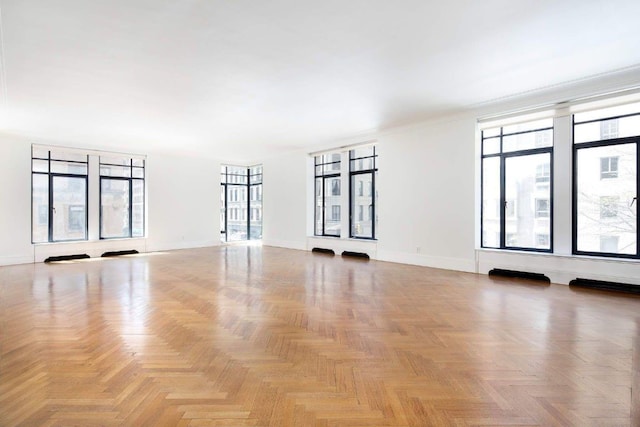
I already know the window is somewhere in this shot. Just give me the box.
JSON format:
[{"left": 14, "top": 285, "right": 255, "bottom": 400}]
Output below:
[
  {"left": 314, "top": 153, "right": 341, "bottom": 237},
  {"left": 600, "top": 156, "right": 619, "bottom": 179},
  {"left": 99, "top": 156, "right": 145, "bottom": 239},
  {"left": 535, "top": 199, "right": 550, "bottom": 218},
  {"left": 220, "top": 165, "right": 262, "bottom": 242},
  {"left": 331, "top": 205, "right": 340, "bottom": 221},
  {"left": 314, "top": 146, "right": 378, "bottom": 240},
  {"left": 574, "top": 102, "right": 640, "bottom": 257},
  {"left": 481, "top": 119, "right": 553, "bottom": 251},
  {"left": 349, "top": 146, "right": 378, "bottom": 239},
  {"left": 32, "top": 147, "right": 88, "bottom": 243}
]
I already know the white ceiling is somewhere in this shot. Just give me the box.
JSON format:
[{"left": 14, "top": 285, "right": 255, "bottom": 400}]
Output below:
[{"left": 1, "top": 0, "right": 640, "bottom": 162}]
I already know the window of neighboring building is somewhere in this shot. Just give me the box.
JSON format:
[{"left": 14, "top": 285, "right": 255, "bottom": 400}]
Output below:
[
  {"left": 314, "top": 153, "right": 341, "bottom": 237},
  {"left": 349, "top": 146, "right": 378, "bottom": 239},
  {"left": 573, "top": 101, "right": 640, "bottom": 257},
  {"left": 99, "top": 156, "right": 145, "bottom": 239},
  {"left": 32, "top": 147, "right": 88, "bottom": 243},
  {"left": 481, "top": 119, "right": 553, "bottom": 251},
  {"left": 220, "top": 165, "right": 262, "bottom": 242},
  {"left": 600, "top": 156, "right": 619, "bottom": 179}
]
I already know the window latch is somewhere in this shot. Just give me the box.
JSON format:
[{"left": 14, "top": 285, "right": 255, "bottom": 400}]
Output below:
[{"left": 631, "top": 197, "right": 637, "bottom": 208}]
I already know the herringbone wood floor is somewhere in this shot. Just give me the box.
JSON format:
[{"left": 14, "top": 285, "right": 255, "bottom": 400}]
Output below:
[{"left": 1, "top": 245, "right": 639, "bottom": 426}]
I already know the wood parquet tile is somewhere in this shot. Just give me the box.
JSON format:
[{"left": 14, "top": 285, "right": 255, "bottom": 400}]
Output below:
[{"left": 1, "top": 245, "right": 640, "bottom": 426}]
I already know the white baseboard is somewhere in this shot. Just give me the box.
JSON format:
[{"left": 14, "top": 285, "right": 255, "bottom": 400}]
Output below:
[
  {"left": 377, "top": 250, "right": 476, "bottom": 273},
  {"left": 0, "top": 254, "right": 35, "bottom": 266},
  {"left": 262, "top": 238, "right": 306, "bottom": 251}
]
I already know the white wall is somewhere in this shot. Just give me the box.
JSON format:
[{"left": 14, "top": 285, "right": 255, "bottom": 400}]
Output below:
[
  {"left": 0, "top": 134, "right": 220, "bottom": 265},
  {"left": 0, "top": 135, "right": 35, "bottom": 265},
  {"left": 261, "top": 151, "right": 308, "bottom": 250}
]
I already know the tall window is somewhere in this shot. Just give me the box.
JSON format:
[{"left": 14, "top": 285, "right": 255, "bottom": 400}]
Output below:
[
  {"left": 349, "top": 146, "right": 378, "bottom": 239},
  {"left": 573, "top": 102, "right": 640, "bottom": 257},
  {"left": 99, "top": 156, "right": 145, "bottom": 239},
  {"left": 32, "top": 147, "right": 88, "bottom": 243},
  {"left": 314, "top": 153, "right": 341, "bottom": 237},
  {"left": 220, "top": 165, "right": 262, "bottom": 242},
  {"left": 481, "top": 119, "right": 553, "bottom": 251}
]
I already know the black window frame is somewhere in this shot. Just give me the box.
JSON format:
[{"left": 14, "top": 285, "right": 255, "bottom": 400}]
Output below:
[
  {"left": 314, "top": 154, "right": 341, "bottom": 237},
  {"left": 349, "top": 146, "right": 378, "bottom": 240},
  {"left": 99, "top": 157, "right": 145, "bottom": 239},
  {"left": 31, "top": 147, "right": 89, "bottom": 243},
  {"left": 480, "top": 123, "right": 554, "bottom": 252},
  {"left": 221, "top": 165, "right": 262, "bottom": 242},
  {"left": 572, "top": 108, "right": 640, "bottom": 259}
]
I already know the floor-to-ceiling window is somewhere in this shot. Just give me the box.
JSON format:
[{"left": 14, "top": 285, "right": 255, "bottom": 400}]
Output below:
[
  {"left": 220, "top": 165, "right": 262, "bottom": 242},
  {"left": 573, "top": 102, "right": 640, "bottom": 257}
]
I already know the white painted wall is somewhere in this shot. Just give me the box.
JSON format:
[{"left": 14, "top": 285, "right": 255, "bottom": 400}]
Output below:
[
  {"left": 261, "top": 151, "right": 308, "bottom": 250},
  {"left": 0, "top": 134, "right": 220, "bottom": 265}
]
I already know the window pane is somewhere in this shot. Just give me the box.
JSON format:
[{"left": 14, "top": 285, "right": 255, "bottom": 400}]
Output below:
[
  {"left": 503, "top": 129, "right": 553, "bottom": 152},
  {"left": 101, "top": 179, "right": 130, "bottom": 238},
  {"left": 482, "top": 137, "right": 500, "bottom": 155},
  {"left": 100, "top": 165, "right": 131, "bottom": 177},
  {"left": 100, "top": 156, "right": 130, "bottom": 166},
  {"left": 32, "top": 159, "right": 49, "bottom": 173},
  {"left": 482, "top": 157, "right": 500, "bottom": 248},
  {"left": 482, "top": 127, "right": 500, "bottom": 138},
  {"left": 249, "top": 184, "right": 262, "bottom": 240},
  {"left": 502, "top": 118, "right": 553, "bottom": 135},
  {"left": 132, "top": 167, "right": 144, "bottom": 178},
  {"left": 574, "top": 115, "right": 640, "bottom": 143},
  {"left": 574, "top": 101, "right": 640, "bottom": 123},
  {"left": 32, "top": 174, "right": 49, "bottom": 243},
  {"left": 132, "top": 179, "right": 144, "bottom": 237},
  {"left": 50, "top": 151, "right": 87, "bottom": 163},
  {"left": 32, "top": 147, "right": 49, "bottom": 159},
  {"left": 351, "top": 173, "right": 374, "bottom": 238},
  {"left": 576, "top": 144, "right": 636, "bottom": 254},
  {"left": 51, "top": 161, "right": 88, "bottom": 175},
  {"left": 52, "top": 176, "right": 87, "bottom": 241},
  {"left": 323, "top": 178, "right": 340, "bottom": 236},
  {"left": 132, "top": 158, "right": 145, "bottom": 167},
  {"left": 504, "top": 154, "right": 551, "bottom": 249},
  {"left": 315, "top": 177, "right": 323, "bottom": 235},
  {"left": 226, "top": 183, "right": 247, "bottom": 241}
]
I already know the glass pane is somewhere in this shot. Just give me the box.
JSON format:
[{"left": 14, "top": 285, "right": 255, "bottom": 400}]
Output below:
[
  {"left": 315, "top": 177, "right": 323, "bottom": 235},
  {"left": 32, "top": 174, "right": 49, "bottom": 243},
  {"left": 32, "top": 159, "right": 49, "bottom": 173},
  {"left": 574, "top": 101, "right": 640, "bottom": 123},
  {"left": 249, "top": 184, "right": 262, "bottom": 240},
  {"left": 482, "top": 127, "right": 500, "bottom": 138},
  {"left": 502, "top": 118, "right": 553, "bottom": 135},
  {"left": 482, "top": 157, "right": 500, "bottom": 248},
  {"left": 51, "top": 161, "right": 88, "bottom": 175},
  {"left": 220, "top": 184, "right": 226, "bottom": 238},
  {"left": 482, "top": 137, "right": 500, "bottom": 155},
  {"left": 574, "top": 115, "right": 640, "bottom": 143},
  {"left": 50, "top": 150, "right": 87, "bottom": 163},
  {"left": 351, "top": 172, "right": 374, "bottom": 238},
  {"left": 350, "top": 146, "right": 375, "bottom": 159},
  {"left": 100, "top": 165, "right": 131, "bottom": 177},
  {"left": 576, "top": 144, "right": 636, "bottom": 254},
  {"left": 100, "top": 156, "right": 129, "bottom": 166},
  {"left": 323, "top": 178, "right": 340, "bottom": 236},
  {"left": 350, "top": 157, "right": 375, "bottom": 172},
  {"left": 52, "top": 176, "right": 87, "bottom": 241},
  {"left": 32, "top": 147, "right": 49, "bottom": 159},
  {"left": 226, "top": 184, "right": 247, "bottom": 241},
  {"left": 504, "top": 153, "right": 551, "bottom": 249},
  {"left": 132, "top": 167, "right": 144, "bottom": 178},
  {"left": 101, "top": 179, "right": 130, "bottom": 238},
  {"left": 503, "top": 129, "right": 553, "bottom": 152},
  {"left": 132, "top": 158, "right": 145, "bottom": 167},
  {"left": 132, "top": 180, "right": 144, "bottom": 237}
]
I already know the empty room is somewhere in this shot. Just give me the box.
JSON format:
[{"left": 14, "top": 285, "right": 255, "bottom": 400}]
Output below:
[{"left": 1, "top": 0, "right": 640, "bottom": 425}]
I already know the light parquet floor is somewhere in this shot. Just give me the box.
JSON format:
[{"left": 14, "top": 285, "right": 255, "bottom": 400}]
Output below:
[{"left": 1, "top": 245, "right": 639, "bottom": 426}]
